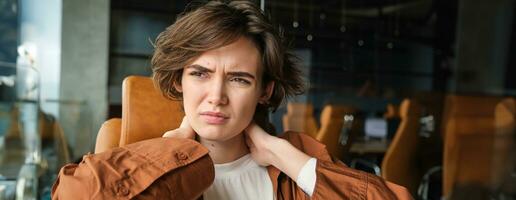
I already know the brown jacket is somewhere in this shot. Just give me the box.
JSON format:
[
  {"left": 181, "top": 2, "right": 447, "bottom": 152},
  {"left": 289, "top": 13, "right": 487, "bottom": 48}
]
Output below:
[{"left": 51, "top": 132, "right": 412, "bottom": 199}]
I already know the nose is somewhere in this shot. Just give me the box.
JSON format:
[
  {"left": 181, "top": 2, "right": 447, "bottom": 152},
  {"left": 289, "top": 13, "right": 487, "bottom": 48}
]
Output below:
[{"left": 207, "top": 78, "right": 228, "bottom": 106}]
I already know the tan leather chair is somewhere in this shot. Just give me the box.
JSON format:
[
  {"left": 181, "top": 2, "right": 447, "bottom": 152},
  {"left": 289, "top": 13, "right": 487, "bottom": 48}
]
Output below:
[
  {"left": 493, "top": 98, "right": 515, "bottom": 194},
  {"left": 5, "top": 108, "right": 71, "bottom": 165},
  {"left": 381, "top": 99, "right": 422, "bottom": 195},
  {"left": 442, "top": 95, "right": 503, "bottom": 196},
  {"left": 95, "top": 76, "right": 184, "bottom": 153},
  {"left": 282, "top": 103, "right": 319, "bottom": 138},
  {"left": 383, "top": 103, "right": 400, "bottom": 119},
  {"left": 315, "top": 105, "right": 357, "bottom": 161}
]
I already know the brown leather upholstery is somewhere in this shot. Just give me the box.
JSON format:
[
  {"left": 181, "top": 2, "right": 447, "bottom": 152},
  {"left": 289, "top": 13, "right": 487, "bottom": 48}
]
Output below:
[
  {"left": 493, "top": 98, "right": 515, "bottom": 193},
  {"left": 442, "top": 95, "right": 503, "bottom": 196},
  {"left": 95, "top": 118, "right": 121, "bottom": 153},
  {"left": 315, "top": 105, "right": 357, "bottom": 160},
  {"left": 383, "top": 103, "right": 400, "bottom": 119},
  {"left": 5, "top": 108, "right": 71, "bottom": 164},
  {"left": 119, "top": 76, "right": 184, "bottom": 146},
  {"left": 95, "top": 76, "right": 184, "bottom": 153},
  {"left": 282, "top": 103, "right": 318, "bottom": 138},
  {"left": 381, "top": 99, "right": 422, "bottom": 195}
]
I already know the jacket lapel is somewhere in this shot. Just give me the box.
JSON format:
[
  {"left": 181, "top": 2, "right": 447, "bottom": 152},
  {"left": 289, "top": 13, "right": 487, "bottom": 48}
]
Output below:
[{"left": 267, "top": 165, "right": 281, "bottom": 195}]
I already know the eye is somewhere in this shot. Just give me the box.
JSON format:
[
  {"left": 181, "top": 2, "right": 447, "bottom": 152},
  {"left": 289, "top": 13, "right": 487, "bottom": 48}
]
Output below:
[
  {"left": 189, "top": 71, "right": 208, "bottom": 79},
  {"left": 229, "top": 77, "right": 251, "bottom": 85}
]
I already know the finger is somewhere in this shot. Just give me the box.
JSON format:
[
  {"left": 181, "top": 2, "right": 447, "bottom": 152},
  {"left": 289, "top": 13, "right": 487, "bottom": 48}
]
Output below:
[
  {"left": 163, "top": 129, "right": 194, "bottom": 139},
  {"left": 180, "top": 117, "right": 192, "bottom": 130},
  {"left": 246, "top": 123, "right": 269, "bottom": 144},
  {"left": 244, "top": 122, "right": 259, "bottom": 139},
  {"left": 247, "top": 142, "right": 256, "bottom": 152},
  {"left": 245, "top": 134, "right": 257, "bottom": 150},
  {"left": 162, "top": 130, "right": 177, "bottom": 138},
  {"left": 244, "top": 121, "right": 257, "bottom": 132},
  {"left": 179, "top": 116, "right": 196, "bottom": 138}
]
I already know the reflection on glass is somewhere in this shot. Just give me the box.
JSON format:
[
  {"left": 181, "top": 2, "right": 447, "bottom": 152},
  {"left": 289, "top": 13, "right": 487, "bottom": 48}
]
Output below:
[
  {"left": 0, "top": 62, "right": 15, "bottom": 167},
  {"left": 0, "top": 47, "right": 41, "bottom": 199},
  {"left": 15, "top": 163, "right": 37, "bottom": 200},
  {"left": 14, "top": 46, "right": 40, "bottom": 200},
  {"left": 0, "top": 180, "right": 16, "bottom": 199},
  {"left": 15, "top": 46, "right": 41, "bottom": 164}
]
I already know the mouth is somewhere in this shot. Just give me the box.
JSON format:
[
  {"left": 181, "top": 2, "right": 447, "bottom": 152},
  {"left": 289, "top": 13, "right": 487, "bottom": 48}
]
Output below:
[{"left": 199, "top": 111, "right": 229, "bottom": 125}]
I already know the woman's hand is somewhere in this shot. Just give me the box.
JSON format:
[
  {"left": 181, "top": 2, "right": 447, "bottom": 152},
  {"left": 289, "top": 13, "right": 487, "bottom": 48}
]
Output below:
[
  {"left": 245, "top": 122, "right": 311, "bottom": 181},
  {"left": 162, "top": 116, "right": 196, "bottom": 139},
  {"left": 244, "top": 122, "right": 280, "bottom": 166}
]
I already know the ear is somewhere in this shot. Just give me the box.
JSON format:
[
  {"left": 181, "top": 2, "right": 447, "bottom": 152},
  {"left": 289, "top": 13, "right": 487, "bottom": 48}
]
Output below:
[
  {"left": 259, "top": 81, "right": 275, "bottom": 103},
  {"left": 173, "top": 82, "right": 183, "bottom": 93}
]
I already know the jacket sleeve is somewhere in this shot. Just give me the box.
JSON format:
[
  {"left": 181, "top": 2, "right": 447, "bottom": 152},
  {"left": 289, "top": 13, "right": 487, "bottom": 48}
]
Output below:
[
  {"left": 282, "top": 132, "right": 413, "bottom": 200},
  {"left": 313, "top": 159, "right": 412, "bottom": 200},
  {"left": 51, "top": 137, "right": 214, "bottom": 200}
]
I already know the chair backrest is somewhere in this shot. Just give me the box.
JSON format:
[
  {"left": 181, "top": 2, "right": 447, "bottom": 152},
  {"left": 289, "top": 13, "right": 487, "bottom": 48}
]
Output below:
[
  {"left": 492, "top": 98, "right": 515, "bottom": 193},
  {"left": 442, "top": 95, "right": 502, "bottom": 196},
  {"left": 315, "top": 104, "right": 357, "bottom": 160},
  {"left": 119, "top": 76, "right": 184, "bottom": 146},
  {"left": 95, "top": 118, "right": 122, "bottom": 153},
  {"left": 381, "top": 99, "right": 422, "bottom": 195},
  {"left": 383, "top": 103, "right": 400, "bottom": 119},
  {"left": 282, "top": 103, "right": 318, "bottom": 137},
  {"left": 95, "top": 76, "right": 184, "bottom": 153}
]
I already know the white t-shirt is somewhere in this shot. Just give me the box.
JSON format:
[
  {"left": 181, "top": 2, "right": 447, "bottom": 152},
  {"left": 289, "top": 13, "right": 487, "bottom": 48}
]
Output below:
[
  {"left": 203, "top": 154, "right": 274, "bottom": 200},
  {"left": 203, "top": 154, "right": 317, "bottom": 200}
]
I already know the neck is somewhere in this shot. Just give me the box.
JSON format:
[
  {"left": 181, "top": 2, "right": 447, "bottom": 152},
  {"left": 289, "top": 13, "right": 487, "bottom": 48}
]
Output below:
[{"left": 200, "top": 133, "right": 249, "bottom": 164}]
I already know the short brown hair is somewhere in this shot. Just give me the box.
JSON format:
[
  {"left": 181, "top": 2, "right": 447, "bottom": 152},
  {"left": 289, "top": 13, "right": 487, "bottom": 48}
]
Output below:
[{"left": 151, "top": 0, "right": 304, "bottom": 132}]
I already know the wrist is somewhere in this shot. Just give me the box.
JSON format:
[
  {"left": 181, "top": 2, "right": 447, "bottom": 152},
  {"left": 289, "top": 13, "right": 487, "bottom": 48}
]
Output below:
[
  {"left": 263, "top": 137, "right": 286, "bottom": 166},
  {"left": 268, "top": 138, "right": 311, "bottom": 180}
]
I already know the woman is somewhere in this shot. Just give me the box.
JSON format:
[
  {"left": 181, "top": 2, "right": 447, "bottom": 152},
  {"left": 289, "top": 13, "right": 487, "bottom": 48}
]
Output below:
[{"left": 52, "top": 1, "right": 412, "bottom": 199}]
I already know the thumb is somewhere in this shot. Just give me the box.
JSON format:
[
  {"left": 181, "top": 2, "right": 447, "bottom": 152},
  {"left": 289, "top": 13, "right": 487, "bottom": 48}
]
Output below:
[
  {"left": 179, "top": 116, "right": 196, "bottom": 138},
  {"left": 244, "top": 122, "right": 264, "bottom": 139}
]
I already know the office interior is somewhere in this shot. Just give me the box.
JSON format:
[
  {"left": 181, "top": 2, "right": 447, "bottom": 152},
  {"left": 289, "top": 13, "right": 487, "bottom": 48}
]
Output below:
[{"left": 0, "top": 0, "right": 515, "bottom": 199}]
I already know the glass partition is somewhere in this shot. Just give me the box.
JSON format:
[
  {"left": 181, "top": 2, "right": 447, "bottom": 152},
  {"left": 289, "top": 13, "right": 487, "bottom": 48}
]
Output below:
[{"left": 0, "top": 58, "right": 40, "bottom": 199}]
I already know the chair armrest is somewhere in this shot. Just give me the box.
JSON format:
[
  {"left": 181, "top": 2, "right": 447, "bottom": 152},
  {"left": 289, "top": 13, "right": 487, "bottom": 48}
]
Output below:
[
  {"left": 417, "top": 165, "right": 442, "bottom": 200},
  {"left": 95, "top": 118, "right": 122, "bottom": 153}
]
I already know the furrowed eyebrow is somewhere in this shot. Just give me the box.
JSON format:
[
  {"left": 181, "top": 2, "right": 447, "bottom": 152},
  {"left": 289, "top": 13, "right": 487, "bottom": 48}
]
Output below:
[
  {"left": 185, "top": 64, "right": 214, "bottom": 73},
  {"left": 227, "top": 71, "right": 256, "bottom": 80},
  {"left": 185, "top": 64, "right": 256, "bottom": 80}
]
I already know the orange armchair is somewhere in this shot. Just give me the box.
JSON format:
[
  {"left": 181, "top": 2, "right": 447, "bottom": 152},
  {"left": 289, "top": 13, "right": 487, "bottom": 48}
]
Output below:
[
  {"left": 315, "top": 104, "right": 357, "bottom": 161},
  {"left": 95, "top": 76, "right": 184, "bottom": 153},
  {"left": 493, "top": 98, "right": 515, "bottom": 194},
  {"left": 282, "top": 103, "right": 319, "bottom": 138},
  {"left": 381, "top": 99, "right": 422, "bottom": 195},
  {"left": 441, "top": 95, "right": 503, "bottom": 196}
]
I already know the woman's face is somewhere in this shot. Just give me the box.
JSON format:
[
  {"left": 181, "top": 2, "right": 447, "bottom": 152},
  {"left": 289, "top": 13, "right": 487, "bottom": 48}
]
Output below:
[{"left": 178, "top": 37, "right": 272, "bottom": 142}]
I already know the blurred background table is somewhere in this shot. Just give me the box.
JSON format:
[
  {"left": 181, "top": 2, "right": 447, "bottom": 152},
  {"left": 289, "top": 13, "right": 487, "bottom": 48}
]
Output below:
[{"left": 349, "top": 139, "right": 390, "bottom": 155}]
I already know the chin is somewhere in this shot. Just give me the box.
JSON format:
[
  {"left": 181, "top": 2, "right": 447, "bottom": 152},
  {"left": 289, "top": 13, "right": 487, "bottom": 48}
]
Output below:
[{"left": 195, "top": 126, "right": 241, "bottom": 141}]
